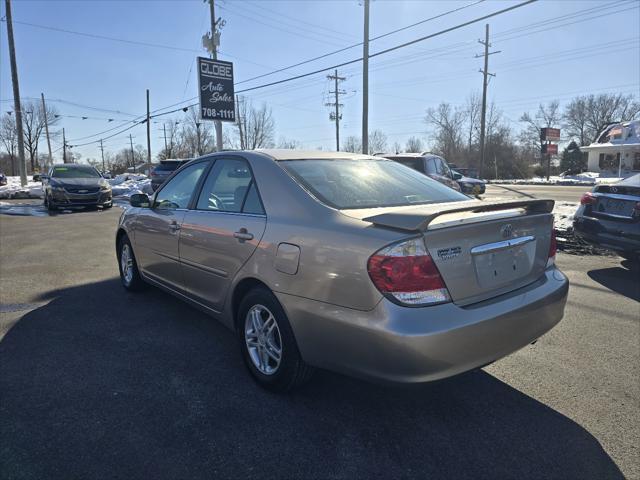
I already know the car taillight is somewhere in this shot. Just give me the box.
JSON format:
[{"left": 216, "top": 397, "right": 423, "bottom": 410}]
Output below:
[
  {"left": 547, "top": 225, "right": 557, "bottom": 267},
  {"left": 580, "top": 192, "right": 596, "bottom": 205},
  {"left": 367, "top": 238, "right": 450, "bottom": 306}
]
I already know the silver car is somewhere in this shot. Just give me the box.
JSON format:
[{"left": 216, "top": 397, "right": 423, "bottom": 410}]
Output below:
[{"left": 116, "top": 150, "right": 568, "bottom": 392}]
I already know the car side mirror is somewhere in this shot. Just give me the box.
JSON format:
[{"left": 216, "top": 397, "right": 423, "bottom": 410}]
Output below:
[
  {"left": 130, "top": 193, "right": 151, "bottom": 208},
  {"left": 452, "top": 172, "right": 462, "bottom": 180}
]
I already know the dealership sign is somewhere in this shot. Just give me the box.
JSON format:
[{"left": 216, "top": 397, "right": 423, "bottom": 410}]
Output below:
[
  {"left": 198, "top": 57, "right": 235, "bottom": 122},
  {"left": 540, "top": 127, "right": 561, "bottom": 142}
]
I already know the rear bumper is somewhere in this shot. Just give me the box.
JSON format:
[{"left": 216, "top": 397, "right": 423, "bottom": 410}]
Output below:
[
  {"left": 573, "top": 213, "right": 640, "bottom": 254},
  {"left": 278, "top": 267, "right": 568, "bottom": 384}
]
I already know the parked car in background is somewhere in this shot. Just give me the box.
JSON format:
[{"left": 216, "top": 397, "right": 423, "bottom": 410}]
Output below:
[
  {"left": 573, "top": 174, "right": 640, "bottom": 262},
  {"left": 150, "top": 159, "right": 191, "bottom": 191},
  {"left": 379, "top": 152, "right": 461, "bottom": 191},
  {"left": 117, "top": 150, "right": 567, "bottom": 392},
  {"left": 32, "top": 173, "right": 42, "bottom": 182},
  {"left": 42, "top": 164, "right": 112, "bottom": 211},
  {"left": 0, "top": 171, "right": 6, "bottom": 186},
  {"left": 451, "top": 169, "right": 486, "bottom": 195}
]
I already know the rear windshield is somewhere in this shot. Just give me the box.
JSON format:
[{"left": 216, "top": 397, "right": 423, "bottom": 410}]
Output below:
[
  {"left": 155, "top": 163, "right": 182, "bottom": 172},
  {"left": 51, "top": 166, "right": 101, "bottom": 178},
  {"left": 280, "top": 159, "right": 468, "bottom": 209}
]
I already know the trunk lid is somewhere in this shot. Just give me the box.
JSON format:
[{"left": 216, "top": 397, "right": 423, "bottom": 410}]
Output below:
[{"left": 347, "top": 199, "right": 555, "bottom": 306}]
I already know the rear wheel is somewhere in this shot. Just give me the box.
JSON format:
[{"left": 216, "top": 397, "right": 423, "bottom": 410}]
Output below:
[
  {"left": 118, "top": 235, "right": 145, "bottom": 291},
  {"left": 238, "top": 287, "right": 314, "bottom": 392},
  {"left": 46, "top": 195, "right": 56, "bottom": 211}
]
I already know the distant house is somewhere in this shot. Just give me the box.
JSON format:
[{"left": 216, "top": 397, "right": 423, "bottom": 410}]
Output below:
[{"left": 580, "top": 120, "right": 640, "bottom": 175}]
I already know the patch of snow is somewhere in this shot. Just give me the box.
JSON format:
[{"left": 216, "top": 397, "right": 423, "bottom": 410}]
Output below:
[
  {"left": 0, "top": 176, "right": 43, "bottom": 199},
  {"left": 109, "top": 175, "right": 153, "bottom": 199},
  {"left": 488, "top": 171, "right": 628, "bottom": 186},
  {"left": 553, "top": 202, "right": 579, "bottom": 232}
]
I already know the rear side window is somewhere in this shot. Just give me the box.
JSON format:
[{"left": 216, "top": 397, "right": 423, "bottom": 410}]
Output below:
[
  {"left": 196, "top": 158, "right": 263, "bottom": 214},
  {"left": 280, "top": 159, "right": 468, "bottom": 210}
]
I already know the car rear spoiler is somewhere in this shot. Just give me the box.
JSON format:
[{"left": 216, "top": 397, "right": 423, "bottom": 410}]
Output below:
[{"left": 362, "top": 199, "right": 554, "bottom": 232}]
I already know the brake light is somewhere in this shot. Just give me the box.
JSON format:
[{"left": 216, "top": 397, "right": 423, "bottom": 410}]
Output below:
[
  {"left": 580, "top": 192, "right": 596, "bottom": 205},
  {"left": 367, "top": 238, "right": 450, "bottom": 306},
  {"left": 547, "top": 226, "right": 557, "bottom": 267}
]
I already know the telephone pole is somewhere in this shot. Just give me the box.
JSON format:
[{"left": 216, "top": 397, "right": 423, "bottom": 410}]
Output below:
[
  {"left": 326, "top": 70, "right": 346, "bottom": 151},
  {"left": 361, "top": 0, "right": 370, "bottom": 154},
  {"left": 129, "top": 134, "right": 136, "bottom": 173},
  {"left": 163, "top": 124, "right": 168, "bottom": 152},
  {"left": 5, "top": 0, "right": 28, "bottom": 186},
  {"left": 146, "top": 89, "right": 151, "bottom": 164},
  {"left": 235, "top": 94, "right": 245, "bottom": 150},
  {"left": 62, "top": 128, "right": 67, "bottom": 163},
  {"left": 99, "top": 139, "right": 105, "bottom": 173},
  {"left": 208, "top": 0, "right": 224, "bottom": 152},
  {"left": 41, "top": 93, "right": 53, "bottom": 168},
  {"left": 476, "top": 24, "right": 500, "bottom": 179}
]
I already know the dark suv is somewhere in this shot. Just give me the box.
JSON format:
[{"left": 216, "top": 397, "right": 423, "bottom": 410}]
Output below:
[
  {"left": 150, "top": 159, "right": 191, "bottom": 191},
  {"left": 379, "top": 153, "right": 461, "bottom": 191}
]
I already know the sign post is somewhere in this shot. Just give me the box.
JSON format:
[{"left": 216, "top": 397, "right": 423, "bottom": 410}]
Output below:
[
  {"left": 540, "top": 127, "right": 560, "bottom": 181},
  {"left": 198, "top": 57, "right": 235, "bottom": 123}
]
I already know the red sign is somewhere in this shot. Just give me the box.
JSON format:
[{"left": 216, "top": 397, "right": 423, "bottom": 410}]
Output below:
[
  {"left": 541, "top": 128, "right": 561, "bottom": 141},
  {"left": 542, "top": 143, "right": 558, "bottom": 155}
]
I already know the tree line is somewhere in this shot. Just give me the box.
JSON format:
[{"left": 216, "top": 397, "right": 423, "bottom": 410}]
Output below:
[{"left": 0, "top": 92, "right": 638, "bottom": 178}]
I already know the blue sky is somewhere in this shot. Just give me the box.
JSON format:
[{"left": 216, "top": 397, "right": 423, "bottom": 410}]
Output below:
[{"left": 1, "top": 0, "right": 639, "bottom": 162}]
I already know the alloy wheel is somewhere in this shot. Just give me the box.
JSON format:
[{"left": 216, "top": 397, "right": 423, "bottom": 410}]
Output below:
[{"left": 244, "top": 304, "right": 283, "bottom": 375}]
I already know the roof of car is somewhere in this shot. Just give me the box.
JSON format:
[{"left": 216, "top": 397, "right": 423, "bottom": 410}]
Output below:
[
  {"left": 255, "top": 149, "right": 374, "bottom": 161},
  {"left": 375, "top": 152, "right": 439, "bottom": 158},
  {"left": 51, "top": 163, "right": 93, "bottom": 168}
]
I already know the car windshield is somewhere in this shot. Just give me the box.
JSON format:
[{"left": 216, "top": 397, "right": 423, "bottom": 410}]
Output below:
[
  {"left": 280, "top": 159, "right": 468, "bottom": 209},
  {"left": 51, "top": 166, "right": 101, "bottom": 179},
  {"left": 155, "top": 163, "right": 182, "bottom": 172}
]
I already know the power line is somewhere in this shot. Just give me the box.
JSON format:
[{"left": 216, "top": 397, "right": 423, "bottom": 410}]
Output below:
[{"left": 235, "top": 0, "right": 486, "bottom": 86}]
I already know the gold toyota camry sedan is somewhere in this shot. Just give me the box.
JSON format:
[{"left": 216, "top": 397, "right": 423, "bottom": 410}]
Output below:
[{"left": 116, "top": 150, "right": 568, "bottom": 392}]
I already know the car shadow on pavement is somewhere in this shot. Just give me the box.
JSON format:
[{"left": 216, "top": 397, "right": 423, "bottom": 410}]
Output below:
[
  {"left": 0, "top": 279, "right": 624, "bottom": 480},
  {"left": 587, "top": 263, "right": 640, "bottom": 302}
]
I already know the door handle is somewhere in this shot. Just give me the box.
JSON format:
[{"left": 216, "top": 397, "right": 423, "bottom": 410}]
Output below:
[
  {"left": 233, "top": 228, "right": 254, "bottom": 241},
  {"left": 169, "top": 221, "right": 181, "bottom": 232}
]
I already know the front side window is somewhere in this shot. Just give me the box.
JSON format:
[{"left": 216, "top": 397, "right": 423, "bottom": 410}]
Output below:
[
  {"left": 280, "top": 159, "right": 468, "bottom": 210},
  {"left": 154, "top": 162, "right": 207, "bottom": 210},
  {"left": 196, "top": 158, "right": 262, "bottom": 213}
]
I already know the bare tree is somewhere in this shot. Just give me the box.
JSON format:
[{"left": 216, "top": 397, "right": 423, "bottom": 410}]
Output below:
[
  {"left": 277, "top": 137, "right": 302, "bottom": 149},
  {"left": 342, "top": 135, "right": 361, "bottom": 153},
  {"left": 21, "top": 100, "right": 60, "bottom": 172},
  {"left": 0, "top": 113, "right": 18, "bottom": 175},
  {"left": 519, "top": 100, "right": 561, "bottom": 160},
  {"left": 564, "top": 93, "right": 640, "bottom": 145},
  {"left": 181, "top": 108, "right": 215, "bottom": 157},
  {"left": 235, "top": 98, "right": 275, "bottom": 150},
  {"left": 405, "top": 136, "right": 423, "bottom": 153},
  {"left": 157, "top": 120, "right": 183, "bottom": 159},
  {"left": 368, "top": 130, "right": 387, "bottom": 154},
  {"left": 391, "top": 141, "right": 402, "bottom": 154},
  {"left": 464, "top": 92, "right": 482, "bottom": 151},
  {"left": 425, "top": 102, "right": 465, "bottom": 163}
]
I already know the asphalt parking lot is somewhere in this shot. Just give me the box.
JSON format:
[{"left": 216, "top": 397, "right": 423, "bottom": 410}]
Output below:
[{"left": 0, "top": 203, "right": 638, "bottom": 480}]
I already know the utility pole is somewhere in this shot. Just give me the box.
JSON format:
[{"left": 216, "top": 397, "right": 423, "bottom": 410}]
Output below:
[
  {"left": 99, "top": 139, "right": 105, "bottom": 173},
  {"left": 235, "top": 94, "right": 245, "bottom": 150},
  {"left": 209, "top": 0, "right": 224, "bottom": 152},
  {"left": 62, "top": 128, "right": 67, "bottom": 163},
  {"left": 146, "top": 89, "right": 151, "bottom": 165},
  {"left": 361, "top": 0, "right": 370, "bottom": 154},
  {"left": 163, "top": 124, "right": 168, "bottom": 152},
  {"left": 41, "top": 93, "right": 53, "bottom": 168},
  {"left": 326, "top": 69, "right": 346, "bottom": 151},
  {"left": 476, "top": 24, "right": 500, "bottom": 180},
  {"left": 5, "top": 0, "right": 28, "bottom": 186},
  {"left": 129, "top": 134, "right": 136, "bottom": 173}
]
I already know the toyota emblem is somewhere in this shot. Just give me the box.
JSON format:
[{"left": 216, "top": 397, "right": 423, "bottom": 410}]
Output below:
[{"left": 500, "top": 224, "right": 514, "bottom": 238}]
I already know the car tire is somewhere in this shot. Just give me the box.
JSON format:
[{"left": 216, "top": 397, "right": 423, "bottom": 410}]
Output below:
[
  {"left": 46, "top": 195, "right": 56, "bottom": 211},
  {"left": 238, "top": 287, "right": 314, "bottom": 392},
  {"left": 117, "top": 235, "right": 145, "bottom": 291}
]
